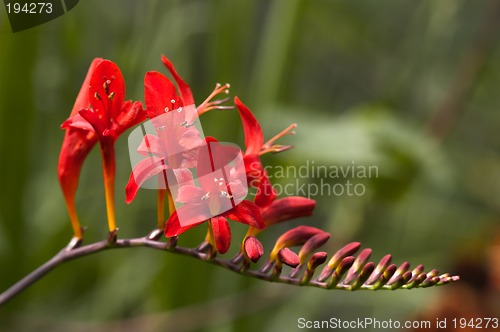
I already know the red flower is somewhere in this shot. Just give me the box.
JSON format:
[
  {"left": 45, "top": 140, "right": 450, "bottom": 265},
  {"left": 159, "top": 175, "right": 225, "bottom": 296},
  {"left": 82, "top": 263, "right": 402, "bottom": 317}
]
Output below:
[
  {"left": 234, "top": 97, "right": 296, "bottom": 185},
  {"left": 233, "top": 97, "right": 316, "bottom": 236},
  {"left": 125, "top": 71, "right": 203, "bottom": 205},
  {"left": 63, "top": 59, "right": 145, "bottom": 234},
  {"left": 58, "top": 58, "right": 101, "bottom": 239},
  {"left": 164, "top": 137, "right": 264, "bottom": 254},
  {"left": 125, "top": 56, "right": 232, "bottom": 205}
]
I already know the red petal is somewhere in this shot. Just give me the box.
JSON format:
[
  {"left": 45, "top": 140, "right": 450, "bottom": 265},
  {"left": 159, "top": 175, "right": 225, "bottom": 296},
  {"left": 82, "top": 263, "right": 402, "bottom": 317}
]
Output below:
[
  {"left": 113, "top": 100, "right": 146, "bottom": 136},
  {"left": 175, "top": 185, "right": 205, "bottom": 204},
  {"left": 58, "top": 58, "right": 102, "bottom": 202},
  {"left": 62, "top": 113, "right": 95, "bottom": 132},
  {"left": 137, "top": 134, "right": 167, "bottom": 156},
  {"left": 58, "top": 129, "right": 98, "bottom": 200},
  {"left": 261, "top": 196, "right": 316, "bottom": 226},
  {"left": 79, "top": 108, "right": 108, "bottom": 140},
  {"left": 69, "top": 58, "right": 103, "bottom": 117},
  {"left": 144, "top": 71, "right": 182, "bottom": 119},
  {"left": 244, "top": 154, "right": 263, "bottom": 187},
  {"left": 161, "top": 55, "right": 195, "bottom": 106},
  {"left": 254, "top": 172, "right": 277, "bottom": 207},
  {"left": 88, "top": 60, "right": 126, "bottom": 119},
  {"left": 210, "top": 216, "right": 231, "bottom": 254},
  {"left": 235, "top": 97, "right": 264, "bottom": 156},
  {"left": 225, "top": 200, "right": 264, "bottom": 229},
  {"left": 227, "top": 179, "right": 247, "bottom": 201},
  {"left": 125, "top": 157, "right": 168, "bottom": 204},
  {"left": 164, "top": 206, "right": 207, "bottom": 237}
]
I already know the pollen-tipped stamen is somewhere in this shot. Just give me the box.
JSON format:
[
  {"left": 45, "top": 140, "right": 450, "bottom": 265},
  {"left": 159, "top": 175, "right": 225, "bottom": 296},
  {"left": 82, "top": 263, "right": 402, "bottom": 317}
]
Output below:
[
  {"left": 260, "top": 123, "right": 297, "bottom": 155},
  {"left": 197, "top": 83, "right": 232, "bottom": 115}
]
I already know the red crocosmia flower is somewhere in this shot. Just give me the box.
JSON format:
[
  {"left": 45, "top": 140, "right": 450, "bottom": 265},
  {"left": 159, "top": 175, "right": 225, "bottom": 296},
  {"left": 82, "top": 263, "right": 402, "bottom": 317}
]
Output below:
[
  {"left": 125, "top": 56, "right": 233, "bottom": 207},
  {"left": 58, "top": 58, "right": 101, "bottom": 239},
  {"left": 234, "top": 97, "right": 296, "bottom": 186},
  {"left": 161, "top": 55, "right": 233, "bottom": 116},
  {"left": 125, "top": 71, "right": 203, "bottom": 205},
  {"left": 165, "top": 137, "right": 264, "bottom": 254},
  {"left": 64, "top": 59, "right": 145, "bottom": 234}
]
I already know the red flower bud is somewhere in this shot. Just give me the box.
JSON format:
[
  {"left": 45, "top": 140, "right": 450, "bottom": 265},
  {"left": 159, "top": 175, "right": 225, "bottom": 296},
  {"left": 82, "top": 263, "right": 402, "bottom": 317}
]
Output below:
[
  {"left": 243, "top": 236, "right": 264, "bottom": 263},
  {"left": 278, "top": 248, "right": 300, "bottom": 268}
]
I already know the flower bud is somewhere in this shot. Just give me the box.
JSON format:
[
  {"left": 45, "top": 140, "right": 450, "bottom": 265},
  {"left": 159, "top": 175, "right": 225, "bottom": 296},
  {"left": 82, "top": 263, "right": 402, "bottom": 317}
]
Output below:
[
  {"left": 243, "top": 236, "right": 264, "bottom": 263},
  {"left": 278, "top": 248, "right": 300, "bottom": 268}
]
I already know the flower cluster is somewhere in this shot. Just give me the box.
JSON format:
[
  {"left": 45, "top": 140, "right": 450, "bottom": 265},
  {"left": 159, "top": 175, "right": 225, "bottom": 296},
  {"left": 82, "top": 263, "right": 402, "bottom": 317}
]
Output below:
[
  {"left": 58, "top": 55, "right": 314, "bottom": 251},
  {"left": 57, "top": 56, "right": 458, "bottom": 291}
]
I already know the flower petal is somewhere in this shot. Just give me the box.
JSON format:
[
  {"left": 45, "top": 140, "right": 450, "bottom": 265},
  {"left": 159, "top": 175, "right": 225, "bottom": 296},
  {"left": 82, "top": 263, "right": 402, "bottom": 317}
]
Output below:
[
  {"left": 164, "top": 206, "right": 207, "bottom": 237},
  {"left": 261, "top": 196, "right": 316, "bottom": 226},
  {"left": 137, "top": 134, "right": 167, "bottom": 156},
  {"left": 88, "top": 59, "right": 126, "bottom": 119},
  {"left": 58, "top": 58, "right": 102, "bottom": 203},
  {"left": 144, "top": 71, "right": 182, "bottom": 119},
  {"left": 112, "top": 100, "right": 146, "bottom": 137},
  {"left": 235, "top": 97, "right": 264, "bottom": 156},
  {"left": 225, "top": 200, "right": 264, "bottom": 229},
  {"left": 62, "top": 113, "right": 95, "bottom": 132},
  {"left": 210, "top": 216, "right": 231, "bottom": 254},
  {"left": 254, "top": 171, "right": 277, "bottom": 207},
  {"left": 161, "top": 55, "right": 195, "bottom": 106},
  {"left": 69, "top": 58, "right": 103, "bottom": 117},
  {"left": 79, "top": 108, "right": 109, "bottom": 140},
  {"left": 125, "top": 156, "right": 168, "bottom": 204},
  {"left": 244, "top": 154, "right": 263, "bottom": 186},
  {"left": 176, "top": 185, "right": 205, "bottom": 204}
]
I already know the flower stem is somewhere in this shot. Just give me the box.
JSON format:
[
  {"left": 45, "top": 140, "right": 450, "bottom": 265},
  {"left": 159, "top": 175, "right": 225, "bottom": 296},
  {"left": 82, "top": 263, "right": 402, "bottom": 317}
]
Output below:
[
  {"left": 0, "top": 232, "right": 459, "bottom": 307},
  {"left": 64, "top": 195, "right": 83, "bottom": 239},
  {"left": 167, "top": 188, "right": 175, "bottom": 215},
  {"left": 157, "top": 189, "right": 166, "bottom": 229},
  {"left": 100, "top": 141, "right": 117, "bottom": 233}
]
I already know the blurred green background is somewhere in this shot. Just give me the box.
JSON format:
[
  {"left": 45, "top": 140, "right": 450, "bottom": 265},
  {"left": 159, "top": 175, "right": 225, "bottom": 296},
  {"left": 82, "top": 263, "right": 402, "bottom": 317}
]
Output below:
[{"left": 1, "top": 0, "right": 499, "bottom": 331}]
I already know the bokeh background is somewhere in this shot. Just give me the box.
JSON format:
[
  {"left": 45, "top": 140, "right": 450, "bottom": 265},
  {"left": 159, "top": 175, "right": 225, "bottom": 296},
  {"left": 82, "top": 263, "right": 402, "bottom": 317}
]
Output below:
[{"left": 1, "top": 0, "right": 500, "bottom": 331}]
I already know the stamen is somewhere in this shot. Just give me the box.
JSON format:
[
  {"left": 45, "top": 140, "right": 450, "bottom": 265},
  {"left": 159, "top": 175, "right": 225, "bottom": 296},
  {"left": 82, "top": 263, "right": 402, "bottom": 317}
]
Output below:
[
  {"left": 171, "top": 99, "right": 176, "bottom": 103},
  {"left": 220, "top": 191, "right": 231, "bottom": 198},
  {"left": 103, "top": 80, "right": 111, "bottom": 95},
  {"left": 197, "top": 82, "right": 232, "bottom": 115},
  {"left": 260, "top": 123, "right": 297, "bottom": 155},
  {"left": 158, "top": 126, "right": 166, "bottom": 131},
  {"left": 107, "top": 92, "right": 115, "bottom": 100},
  {"left": 164, "top": 107, "right": 169, "bottom": 112},
  {"left": 94, "top": 92, "right": 101, "bottom": 100},
  {"left": 184, "top": 121, "right": 197, "bottom": 128},
  {"left": 201, "top": 192, "right": 210, "bottom": 200}
]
